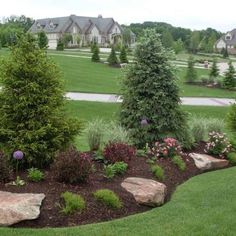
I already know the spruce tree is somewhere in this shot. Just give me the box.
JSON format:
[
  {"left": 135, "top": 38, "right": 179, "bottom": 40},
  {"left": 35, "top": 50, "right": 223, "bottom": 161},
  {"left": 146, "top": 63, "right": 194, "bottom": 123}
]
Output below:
[
  {"left": 56, "top": 38, "right": 64, "bottom": 51},
  {"left": 185, "top": 55, "right": 197, "bottom": 83},
  {"left": 119, "top": 46, "right": 129, "bottom": 63},
  {"left": 223, "top": 61, "right": 236, "bottom": 89},
  {"left": 209, "top": 58, "right": 219, "bottom": 79},
  {"left": 37, "top": 31, "right": 48, "bottom": 49},
  {"left": 120, "top": 29, "right": 190, "bottom": 148},
  {"left": 0, "top": 34, "right": 80, "bottom": 168},
  {"left": 107, "top": 46, "right": 119, "bottom": 66},
  {"left": 91, "top": 44, "right": 100, "bottom": 62}
]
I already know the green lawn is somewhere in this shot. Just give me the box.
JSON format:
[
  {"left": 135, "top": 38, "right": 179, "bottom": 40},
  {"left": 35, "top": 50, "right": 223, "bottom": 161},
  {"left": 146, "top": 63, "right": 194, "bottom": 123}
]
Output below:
[
  {"left": 1, "top": 166, "right": 235, "bottom": 236},
  {"left": 65, "top": 101, "right": 230, "bottom": 151}
]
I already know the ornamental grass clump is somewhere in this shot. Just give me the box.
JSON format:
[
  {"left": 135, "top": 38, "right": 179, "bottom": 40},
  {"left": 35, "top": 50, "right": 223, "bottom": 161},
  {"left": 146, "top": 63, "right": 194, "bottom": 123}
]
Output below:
[
  {"left": 148, "top": 138, "right": 182, "bottom": 158},
  {"left": 205, "top": 132, "right": 231, "bottom": 158}
]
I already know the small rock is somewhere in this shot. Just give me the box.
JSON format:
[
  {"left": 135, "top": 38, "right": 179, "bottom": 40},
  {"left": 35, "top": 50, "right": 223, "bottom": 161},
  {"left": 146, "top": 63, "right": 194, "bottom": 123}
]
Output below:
[
  {"left": 121, "top": 177, "right": 167, "bottom": 207},
  {"left": 189, "top": 153, "right": 229, "bottom": 171},
  {"left": 0, "top": 191, "right": 45, "bottom": 226}
]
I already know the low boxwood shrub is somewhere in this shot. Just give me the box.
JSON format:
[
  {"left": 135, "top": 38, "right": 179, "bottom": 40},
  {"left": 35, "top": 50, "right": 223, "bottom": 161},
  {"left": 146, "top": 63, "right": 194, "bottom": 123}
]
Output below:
[
  {"left": 227, "top": 152, "right": 236, "bottom": 165},
  {"left": 93, "top": 189, "right": 122, "bottom": 209},
  {"left": 61, "top": 191, "right": 85, "bottom": 214},
  {"left": 27, "top": 167, "right": 44, "bottom": 182},
  {"left": 172, "top": 155, "right": 186, "bottom": 171},
  {"left": 103, "top": 142, "right": 136, "bottom": 163},
  {"left": 0, "top": 151, "right": 11, "bottom": 183},
  {"left": 52, "top": 146, "right": 93, "bottom": 183},
  {"left": 151, "top": 165, "right": 164, "bottom": 180}
]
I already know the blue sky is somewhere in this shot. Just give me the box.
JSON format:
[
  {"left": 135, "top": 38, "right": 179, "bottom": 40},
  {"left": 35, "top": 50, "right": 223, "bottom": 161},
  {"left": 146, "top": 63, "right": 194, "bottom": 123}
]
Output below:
[{"left": 0, "top": 0, "right": 235, "bottom": 32}]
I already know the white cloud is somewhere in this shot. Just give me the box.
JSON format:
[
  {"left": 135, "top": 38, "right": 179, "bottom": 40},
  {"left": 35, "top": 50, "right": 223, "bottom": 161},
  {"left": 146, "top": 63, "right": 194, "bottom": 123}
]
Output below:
[{"left": 0, "top": 0, "right": 235, "bottom": 32}]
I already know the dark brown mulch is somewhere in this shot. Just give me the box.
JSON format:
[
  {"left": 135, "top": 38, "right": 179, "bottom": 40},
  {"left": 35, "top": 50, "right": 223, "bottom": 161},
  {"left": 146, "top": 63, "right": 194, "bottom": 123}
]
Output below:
[{"left": 0, "top": 142, "right": 227, "bottom": 228}]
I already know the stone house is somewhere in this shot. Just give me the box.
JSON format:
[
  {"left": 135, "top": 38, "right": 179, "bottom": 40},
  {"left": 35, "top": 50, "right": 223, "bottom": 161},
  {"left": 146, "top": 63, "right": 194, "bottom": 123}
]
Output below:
[
  {"left": 215, "top": 29, "right": 236, "bottom": 54},
  {"left": 29, "top": 14, "right": 135, "bottom": 49}
]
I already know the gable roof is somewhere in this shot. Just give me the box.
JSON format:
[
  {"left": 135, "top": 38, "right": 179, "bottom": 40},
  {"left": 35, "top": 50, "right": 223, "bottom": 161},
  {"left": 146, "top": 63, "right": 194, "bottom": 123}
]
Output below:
[
  {"left": 29, "top": 15, "right": 119, "bottom": 35},
  {"left": 218, "top": 28, "right": 236, "bottom": 46}
]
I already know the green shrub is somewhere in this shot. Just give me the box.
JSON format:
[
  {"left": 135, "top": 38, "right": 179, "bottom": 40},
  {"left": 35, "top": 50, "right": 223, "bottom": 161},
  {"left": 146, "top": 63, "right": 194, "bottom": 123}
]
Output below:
[
  {"left": 172, "top": 155, "right": 186, "bottom": 171},
  {"left": 52, "top": 146, "right": 93, "bottom": 183},
  {"left": 37, "top": 31, "right": 48, "bottom": 49},
  {"left": 227, "top": 152, "right": 236, "bottom": 165},
  {"left": 91, "top": 44, "right": 100, "bottom": 62},
  {"left": 103, "top": 164, "right": 116, "bottom": 179},
  {"left": 112, "top": 161, "right": 128, "bottom": 175},
  {"left": 151, "top": 165, "right": 164, "bottom": 180},
  {"left": 119, "top": 46, "right": 128, "bottom": 63},
  {"left": 227, "top": 103, "right": 236, "bottom": 133},
  {"left": 103, "top": 121, "right": 131, "bottom": 145},
  {"left": 56, "top": 38, "right": 64, "bottom": 51},
  {"left": 189, "top": 117, "right": 206, "bottom": 142},
  {"left": 27, "top": 168, "right": 44, "bottom": 182},
  {"left": 0, "top": 151, "right": 10, "bottom": 183},
  {"left": 86, "top": 119, "right": 104, "bottom": 151},
  {"left": 93, "top": 189, "right": 122, "bottom": 209},
  {"left": 0, "top": 34, "right": 80, "bottom": 168},
  {"left": 120, "top": 29, "right": 189, "bottom": 148},
  {"left": 223, "top": 61, "right": 236, "bottom": 89},
  {"left": 209, "top": 58, "right": 219, "bottom": 79},
  {"left": 185, "top": 55, "right": 198, "bottom": 83},
  {"left": 61, "top": 191, "right": 85, "bottom": 215}
]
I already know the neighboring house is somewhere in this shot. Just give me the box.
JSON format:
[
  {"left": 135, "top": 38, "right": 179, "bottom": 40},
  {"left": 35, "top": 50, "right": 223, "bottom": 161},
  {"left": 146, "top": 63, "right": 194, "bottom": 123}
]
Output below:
[
  {"left": 215, "top": 29, "right": 236, "bottom": 54},
  {"left": 29, "top": 14, "right": 133, "bottom": 49}
]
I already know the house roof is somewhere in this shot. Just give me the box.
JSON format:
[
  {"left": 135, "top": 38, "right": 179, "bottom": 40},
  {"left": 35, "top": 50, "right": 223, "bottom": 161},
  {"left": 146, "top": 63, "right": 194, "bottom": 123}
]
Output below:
[
  {"left": 218, "top": 28, "right": 236, "bottom": 46},
  {"left": 29, "top": 15, "right": 120, "bottom": 35}
]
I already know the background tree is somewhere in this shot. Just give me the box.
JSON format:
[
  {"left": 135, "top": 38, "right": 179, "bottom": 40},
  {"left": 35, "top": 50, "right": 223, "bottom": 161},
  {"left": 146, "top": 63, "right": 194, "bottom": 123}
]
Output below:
[
  {"left": 122, "top": 28, "right": 132, "bottom": 47},
  {"left": 37, "top": 31, "right": 48, "bottom": 49},
  {"left": 161, "top": 30, "right": 174, "bottom": 49},
  {"left": 209, "top": 58, "right": 219, "bottom": 79},
  {"left": 0, "top": 34, "right": 80, "bottom": 168},
  {"left": 173, "top": 38, "right": 184, "bottom": 54},
  {"left": 120, "top": 29, "right": 191, "bottom": 148},
  {"left": 189, "top": 31, "right": 200, "bottom": 54},
  {"left": 119, "top": 46, "right": 128, "bottom": 63},
  {"left": 56, "top": 38, "right": 64, "bottom": 51},
  {"left": 62, "top": 33, "right": 72, "bottom": 47},
  {"left": 91, "top": 44, "right": 100, "bottom": 62},
  {"left": 221, "top": 47, "right": 229, "bottom": 58},
  {"left": 185, "top": 55, "right": 197, "bottom": 83},
  {"left": 223, "top": 61, "right": 236, "bottom": 89},
  {"left": 107, "top": 46, "right": 119, "bottom": 66}
]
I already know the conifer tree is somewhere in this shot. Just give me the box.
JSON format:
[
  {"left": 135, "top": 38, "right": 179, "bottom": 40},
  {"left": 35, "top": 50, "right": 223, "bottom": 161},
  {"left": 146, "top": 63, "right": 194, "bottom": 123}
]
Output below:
[
  {"left": 209, "top": 58, "right": 219, "bottom": 78},
  {"left": 185, "top": 55, "right": 197, "bottom": 83},
  {"left": 107, "top": 46, "right": 119, "bottom": 66},
  {"left": 0, "top": 34, "right": 80, "bottom": 168},
  {"left": 56, "top": 38, "right": 64, "bottom": 51},
  {"left": 37, "top": 31, "right": 48, "bottom": 49},
  {"left": 91, "top": 44, "right": 100, "bottom": 62},
  {"left": 120, "top": 29, "right": 191, "bottom": 148},
  {"left": 223, "top": 61, "right": 236, "bottom": 89},
  {"left": 119, "top": 46, "right": 128, "bottom": 63}
]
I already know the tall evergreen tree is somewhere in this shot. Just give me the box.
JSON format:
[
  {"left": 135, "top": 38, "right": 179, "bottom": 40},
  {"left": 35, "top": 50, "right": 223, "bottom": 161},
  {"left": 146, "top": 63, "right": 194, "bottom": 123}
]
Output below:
[
  {"left": 185, "top": 55, "right": 197, "bottom": 83},
  {"left": 119, "top": 46, "right": 128, "bottom": 63},
  {"left": 209, "top": 58, "right": 219, "bottom": 78},
  {"left": 91, "top": 44, "right": 100, "bottom": 62},
  {"left": 107, "top": 46, "right": 119, "bottom": 66},
  {"left": 223, "top": 61, "right": 236, "bottom": 89},
  {"left": 56, "top": 38, "right": 64, "bottom": 51},
  {"left": 0, "top": 34, "right": 80, "bottom": 168},
  {"left": 37, "top": 31, "right": 48, "bottom": 49},
  {"left": 120, "top": 29, "right": 190, "bottom": 148}
]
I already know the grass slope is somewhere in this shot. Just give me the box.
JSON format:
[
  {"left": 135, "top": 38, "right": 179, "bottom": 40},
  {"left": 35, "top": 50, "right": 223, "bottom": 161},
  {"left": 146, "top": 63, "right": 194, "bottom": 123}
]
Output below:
[{"left": 1, "top": 167, "right": 235, "bottom": 236}]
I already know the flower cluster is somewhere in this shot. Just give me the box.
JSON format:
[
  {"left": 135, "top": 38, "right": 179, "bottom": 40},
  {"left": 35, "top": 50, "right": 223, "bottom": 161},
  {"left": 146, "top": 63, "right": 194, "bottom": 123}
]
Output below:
[
  {"left": 148, "top": 138, "right": 182, "bottom": 158},
  {"left": 204, "top": 132, "right": 231, "bottom": 158}
]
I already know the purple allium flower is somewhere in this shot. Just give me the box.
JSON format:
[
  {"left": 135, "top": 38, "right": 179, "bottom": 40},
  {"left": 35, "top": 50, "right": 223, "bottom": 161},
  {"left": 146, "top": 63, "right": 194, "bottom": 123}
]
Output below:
[
  {"left": 13, "top": 150, "right": 24, "bottom": 160},
  {"left": 141, "top": 118, "right": 148, "bottom": 126}
]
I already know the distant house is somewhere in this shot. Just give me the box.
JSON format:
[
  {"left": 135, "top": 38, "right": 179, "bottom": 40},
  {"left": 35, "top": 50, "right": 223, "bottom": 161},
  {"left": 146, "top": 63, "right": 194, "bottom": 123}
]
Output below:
[
  {"left": 29, "top": 14, "right": 135, "bottom": 49},
  {"left": 215, "top": 29, "right": 236, "bottom": 54}
]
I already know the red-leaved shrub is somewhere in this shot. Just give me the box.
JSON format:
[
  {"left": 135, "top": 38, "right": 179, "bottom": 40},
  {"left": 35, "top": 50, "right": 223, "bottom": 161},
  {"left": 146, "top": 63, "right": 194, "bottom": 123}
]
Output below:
[
  {"left": 52, "top": 146, "right": 92, "bottom": 183},
  {"left": 103, "top": 142, "right": 136, "bottom": 163}
]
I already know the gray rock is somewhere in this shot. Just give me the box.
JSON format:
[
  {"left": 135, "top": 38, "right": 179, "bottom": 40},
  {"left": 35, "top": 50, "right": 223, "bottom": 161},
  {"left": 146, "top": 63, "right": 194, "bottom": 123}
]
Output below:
[
  {"left": 189, "top": 153, "right": 229, "bottom": 171},
  {"left": 0, "top": 191, "right": 45, "bottom": 226},
  {"left": 121, "top": 177, "right": 166, "bottom": 207}
]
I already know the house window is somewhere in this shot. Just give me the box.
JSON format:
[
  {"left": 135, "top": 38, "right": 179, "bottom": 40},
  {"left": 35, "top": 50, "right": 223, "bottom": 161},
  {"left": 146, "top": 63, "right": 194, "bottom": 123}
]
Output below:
[
  {"left": 36, "top": 22, "right": 41, "bottom": 29},
  {"left": 49, "top": 21, "right": 54, "bottom": 29},
  {"left": 225, "top": 34, "right": 231, "bottom": 40},
  {"left": 73, "top": 26, "right": 76, "bottom": 34}
]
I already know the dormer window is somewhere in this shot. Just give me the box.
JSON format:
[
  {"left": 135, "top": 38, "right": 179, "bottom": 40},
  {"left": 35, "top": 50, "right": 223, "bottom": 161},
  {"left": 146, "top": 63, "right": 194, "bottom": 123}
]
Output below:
[
  {"left": 36, "top": 22, "right": 41, "bottom": 29},
  {"left": 49, "top": 21, "right": 55, "bottom": 29},
  {"left": 225, "top": 33, "right": 232, "bottom": 40}
]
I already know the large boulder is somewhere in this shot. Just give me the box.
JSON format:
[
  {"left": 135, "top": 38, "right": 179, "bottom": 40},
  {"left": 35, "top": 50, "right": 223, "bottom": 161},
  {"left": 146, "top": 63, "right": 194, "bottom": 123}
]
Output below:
[
  {"left": 0, "top": 191, "right": 45, "bottom": 226},
  {"left": 189, "top": 153, "right": 229, "bottom": 171},
  {"left": 121, "top": 177, "right": 167, "bottom": 207}
]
